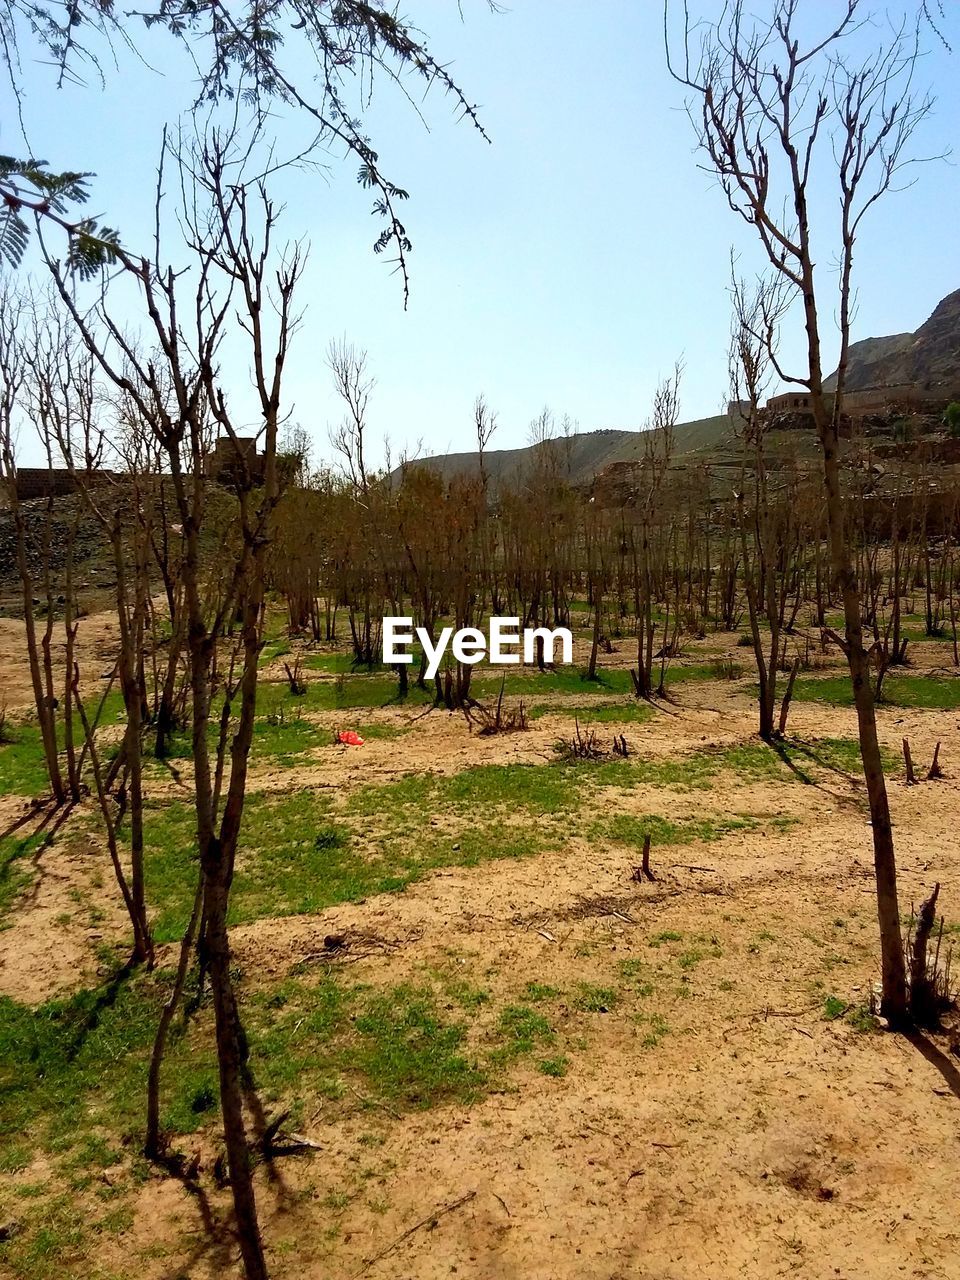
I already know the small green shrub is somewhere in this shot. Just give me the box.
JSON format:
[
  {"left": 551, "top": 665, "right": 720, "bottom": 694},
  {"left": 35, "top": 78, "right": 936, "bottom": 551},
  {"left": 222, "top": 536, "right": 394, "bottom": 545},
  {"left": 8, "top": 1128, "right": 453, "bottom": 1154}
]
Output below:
[
  {"left": 537, "top": 1056, "right": 569, "bottom": 1078},
  {"left": 573, "top": 983, "right": 618, "bottom": 1012},
  {"left": 823, "top": 995, "right": 847, "bottom": 1020},
  {"left": 496, "top": 1005, "right": 554, "bottom": 1054}
]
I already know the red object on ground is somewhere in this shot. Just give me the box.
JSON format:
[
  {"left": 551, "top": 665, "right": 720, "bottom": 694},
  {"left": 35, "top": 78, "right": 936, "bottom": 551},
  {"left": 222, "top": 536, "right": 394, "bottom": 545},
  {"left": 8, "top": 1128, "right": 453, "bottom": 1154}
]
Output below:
[{"left": 336, "top": 730, "right": 365, "bottom": 746}]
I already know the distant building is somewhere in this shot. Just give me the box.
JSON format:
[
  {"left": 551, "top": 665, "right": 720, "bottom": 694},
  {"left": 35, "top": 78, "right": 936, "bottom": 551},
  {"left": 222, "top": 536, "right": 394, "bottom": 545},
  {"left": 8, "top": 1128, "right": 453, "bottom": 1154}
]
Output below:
[
  {"left": 6, "top": 468, "right": 80, "bottom": 502},
  {"left": 766, "top": 391, "right": 818, "bottom": 414},
  {"left": 1, "top": 467, "right": 117, "bottom": 504},
  {"left": 727, "top": 399, "right": 752, "bottom": 423},
  {"left": 205, "top": 436, "right": 266, "bottom": 488},
  {"left": 765, "top": 383, "right": 960, "bottom": 419}
]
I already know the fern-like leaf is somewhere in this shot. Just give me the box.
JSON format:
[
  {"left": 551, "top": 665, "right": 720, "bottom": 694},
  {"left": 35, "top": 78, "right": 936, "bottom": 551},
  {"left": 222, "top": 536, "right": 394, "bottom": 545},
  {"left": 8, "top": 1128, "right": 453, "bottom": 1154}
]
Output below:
[{"left": 0, "top": 206, "right": 29, "bottom": 269}]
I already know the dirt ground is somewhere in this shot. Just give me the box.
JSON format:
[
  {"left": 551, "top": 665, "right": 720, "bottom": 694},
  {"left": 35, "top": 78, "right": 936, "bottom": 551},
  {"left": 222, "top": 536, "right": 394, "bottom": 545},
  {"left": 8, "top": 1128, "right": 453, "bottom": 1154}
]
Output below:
[
  {"left": 2, "top": 611, "right": 960, "bottom": 1279},
  {"left": 0, "top": 611, "right": 122, "bottom": 713}
]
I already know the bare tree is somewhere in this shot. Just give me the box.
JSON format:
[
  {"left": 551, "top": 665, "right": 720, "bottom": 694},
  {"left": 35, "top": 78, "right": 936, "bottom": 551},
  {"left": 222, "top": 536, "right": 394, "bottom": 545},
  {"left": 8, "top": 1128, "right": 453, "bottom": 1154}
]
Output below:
[
  {"left": 38, "top": 125, "right": 304, "bottom": 1278},
  {"left": 0, "top": 289, "right": 70, "bottom": 804},
  {"left": 631, "top": 366, "right": 682, "bottom": 698},
  {"left": 25, "top": 314, "right": 157, "bottom": 964},
  {"left": 665, "top": 0, "right": 942, "bottom": 1022},
  {"left": 475, "top": 393, "right": 498, "bottom": 493},
  {"left": 729, "top": 271, "right": 805, "bottom": 740}
]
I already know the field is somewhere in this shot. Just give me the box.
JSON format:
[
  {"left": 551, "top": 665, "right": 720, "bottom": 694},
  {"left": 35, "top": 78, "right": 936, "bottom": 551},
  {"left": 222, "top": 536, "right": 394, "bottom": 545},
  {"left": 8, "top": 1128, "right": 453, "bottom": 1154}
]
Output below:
[{"left": 2, "top": 607, "right": 960, "bottom": 1279}]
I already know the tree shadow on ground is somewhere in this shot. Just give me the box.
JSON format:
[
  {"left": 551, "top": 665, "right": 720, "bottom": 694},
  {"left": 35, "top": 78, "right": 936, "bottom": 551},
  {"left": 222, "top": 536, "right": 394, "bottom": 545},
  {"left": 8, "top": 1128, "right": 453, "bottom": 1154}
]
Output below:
[{"left": 905, "top": 1029, "right": 960, "bottom": 1102}]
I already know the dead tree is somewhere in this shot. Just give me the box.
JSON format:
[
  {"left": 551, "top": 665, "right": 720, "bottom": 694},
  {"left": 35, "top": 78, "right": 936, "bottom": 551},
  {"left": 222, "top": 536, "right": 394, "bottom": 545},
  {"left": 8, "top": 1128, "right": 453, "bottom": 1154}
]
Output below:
[
  {"left": 729, "top": 270, "right": 801, "bottom": 741},
  {"left": 0, "top": 289, "right": 69, "bottom": 804},
  {"left": 40, "top": 125, "right": 304, "bottom": 1280},
  {"left": 26, "top": 315, "right": 156, "bottom": 964},
  {"left": 631, "top": 368, "right": 682, "bottom": 698},
  {"left": 667, "top": 0, "right": 936, "bottom": 1024},
  {"left": 908, "top": 882, "right": 944, "bottom": 1025}
]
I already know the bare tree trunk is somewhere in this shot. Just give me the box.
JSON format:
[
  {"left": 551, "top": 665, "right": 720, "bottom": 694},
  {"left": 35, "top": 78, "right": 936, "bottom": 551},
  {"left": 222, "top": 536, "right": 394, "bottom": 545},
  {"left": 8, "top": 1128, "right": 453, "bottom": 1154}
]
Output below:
[
  {"left": 587, "top": 589, "right": 602, "bottom": 681},
  {"left": 146, "top": 873, "right": 204, "bottom": 1158},
  {"left": 665, "top": 1, "right": 919, "bottom": 1023},
  {"left": 818, "top": 401, "right": 907, "bottom": 1022},
  {"left": 204, "top": 864, "right": 268, "bottom": 1280}
]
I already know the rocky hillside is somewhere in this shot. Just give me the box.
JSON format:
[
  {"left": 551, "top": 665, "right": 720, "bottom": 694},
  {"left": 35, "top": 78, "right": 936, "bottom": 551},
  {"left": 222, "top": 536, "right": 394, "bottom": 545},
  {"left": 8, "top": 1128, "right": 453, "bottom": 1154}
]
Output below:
[
  {"left": 397, "top": 415, "right": 735, "bottom": 490},
  {"left": 826, "top": 288, "right": 960, "bottom": 392}
]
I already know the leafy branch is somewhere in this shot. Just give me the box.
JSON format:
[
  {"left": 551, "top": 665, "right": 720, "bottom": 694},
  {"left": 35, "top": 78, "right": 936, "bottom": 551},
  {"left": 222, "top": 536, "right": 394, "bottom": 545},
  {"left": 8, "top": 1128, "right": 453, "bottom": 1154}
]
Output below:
[
  {"left": 0, "top": 155, "right": 120, "bottom": 277},
  {"left": 2, "top": 1, "right": 492, "bottom": 297}
]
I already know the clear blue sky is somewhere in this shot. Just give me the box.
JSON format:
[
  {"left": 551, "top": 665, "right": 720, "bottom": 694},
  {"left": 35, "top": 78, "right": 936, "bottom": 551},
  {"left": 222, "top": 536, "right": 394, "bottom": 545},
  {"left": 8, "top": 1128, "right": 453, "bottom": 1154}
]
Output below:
[{"left": 6, "top": 2, "right": 960, "bottom": 467}]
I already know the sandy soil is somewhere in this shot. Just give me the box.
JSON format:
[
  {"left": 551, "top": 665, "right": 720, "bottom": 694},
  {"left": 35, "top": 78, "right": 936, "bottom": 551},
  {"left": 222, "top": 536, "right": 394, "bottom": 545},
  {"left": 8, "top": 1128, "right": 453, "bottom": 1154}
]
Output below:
[
  {"left": 0, "top": 610, "right": 122, "bottom": 712},
  {"left": 2, "top": 614, "right": 960, "bottom": 1279}
]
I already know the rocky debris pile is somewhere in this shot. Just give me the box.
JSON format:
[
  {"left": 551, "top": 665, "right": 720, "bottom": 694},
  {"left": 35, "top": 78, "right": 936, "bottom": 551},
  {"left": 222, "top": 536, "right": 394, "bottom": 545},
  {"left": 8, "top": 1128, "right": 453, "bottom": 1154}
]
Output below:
[{"left": 0, "top": 495, "right": 112, "bottom": 612}]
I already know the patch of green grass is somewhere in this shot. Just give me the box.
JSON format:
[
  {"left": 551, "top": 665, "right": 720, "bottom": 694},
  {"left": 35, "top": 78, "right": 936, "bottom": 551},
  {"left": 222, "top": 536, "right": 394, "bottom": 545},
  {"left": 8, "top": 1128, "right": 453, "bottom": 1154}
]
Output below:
[
  {"left": 573, "top": 983, "right": 618, "bottom": 1013},
  {"left": 0, "top": 971, "right": 168, "bottom": 1152},
  {"left": 602, "top": 812, "right": 758, "bottom": 851},
  {"left": 697, "top": 734, "right": 895, "bottom": 784},
  {"left": 583, "top": 740, "right": 803, "bottom": 791},
  {"left": 882, "top": 675, "right": 960, "bottom": 709},
  {"left": 524, "top": 982, "right": 562, "bottom": 1003},
  {"left": 472, "top": 667, "right": 635, "bottom": 700},
  {"left": 537, "top": 1055, "right": 569, "bottom": 1077},
  {"left": 0, "top": 1191, "right": 93, "bottom": 1279},
  {"left": 343, "top": 747, "right": 783, "bottom": 849},
  {"left": 527, "top": 701, "right": 655, "bottom": 725},
  {"left": 313, "top": 823, "right": 349, "bottom": 851},
  {"left": 0, "top": 830, "right": 48, "bottom": 923},
  {"left": 823, "top": 995, "right": 848, "bottom": 1020},
  {"left": 495, "top": 1005, "right": 555, "bottom": 1057},
  {"left": 96, "top": 1203, "right": 135, "bottom": 1235},
  {"left": 441, "top": 977, "right": 491, "bottom": 1012},
  {"left": 303, "top": 652, "right": 393, "bottom": 674},
  {"left": 351, "top": 986, "right": 486, "bottom": 1108},
  {"left": 648, "top": 930, "right": 683, "bottom": 948},
  {"left": 781, "top": 735, "right": 896, "bottom": 777},
  {"left": 0, "top": 1141, "right": 31, "bottom": 1173},
  {"left": 347, "top": 762, "right": 581, "bottom": 822},
  {"left": 256, "top": 673, "right": 433, "bottom": 715},
  {"left": 249, "top": 972, "right": 350, "bottom": 1097},
  {"left": 793, "top": 674, "right": 960, "bottom": 710},
  {"left": 617, "top": 958, "right": 655, "bottom": 996},
  {"left": 0, "top": 724, "right": 51, "bottom": 798},
  {"left": 260, "top": 639, "right": 292, "bottom": 664},
  {"left": 633, "top": 1012, "right": 670, "bottom": 1048},
  {"left": 254, "top": 715, "right": 404, "bottom": 758},
  {"left": 144, "top": 792, "right": 374, "bottom": 940},
  {"left": 663, "top": 663, "right": 734, "bottom": 685},
  {"left": 251, "top": 711, "right": 323, "bottom": 760},
  {"left": 251, "top": 974, "right": 576, "bottom": 1112},
  {"left": 145, "top": 783, "right": 555, "bottom": 943},
  {"left": 0, "top": 963, "right": 508, "bottom": 1267}
]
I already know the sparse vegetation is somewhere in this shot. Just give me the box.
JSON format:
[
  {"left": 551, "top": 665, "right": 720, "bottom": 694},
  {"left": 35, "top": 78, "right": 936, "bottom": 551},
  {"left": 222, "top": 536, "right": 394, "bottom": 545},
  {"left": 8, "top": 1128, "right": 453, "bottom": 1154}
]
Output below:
[{"left": 0, "top": 1, "right": 957, "bottom": 1276}]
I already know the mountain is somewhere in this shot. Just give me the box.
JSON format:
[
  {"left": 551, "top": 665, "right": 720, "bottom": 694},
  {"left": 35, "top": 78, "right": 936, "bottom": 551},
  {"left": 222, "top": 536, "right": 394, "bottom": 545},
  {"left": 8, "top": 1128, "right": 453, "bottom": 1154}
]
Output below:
[
  {"left": 400, "top": 288, "right": 959, "bottom": 489},
  {"left": 825, "top": 288, "right": 960, "bottom": 392},
  {"left": 398, "top": 415, "right": 734, "bottom": 490}
]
